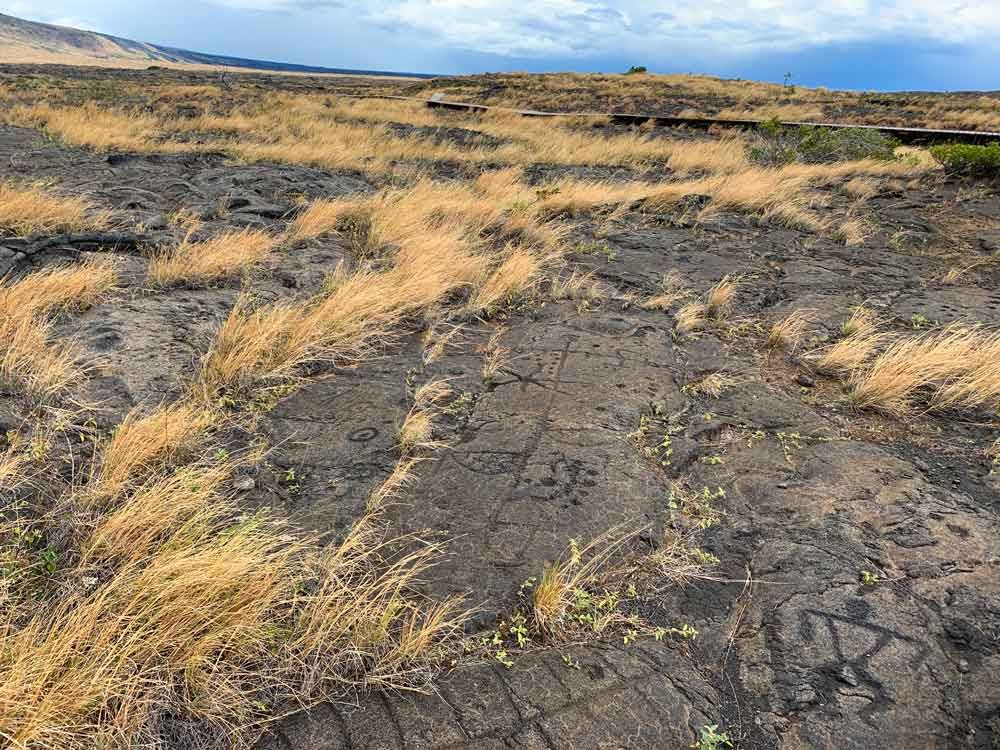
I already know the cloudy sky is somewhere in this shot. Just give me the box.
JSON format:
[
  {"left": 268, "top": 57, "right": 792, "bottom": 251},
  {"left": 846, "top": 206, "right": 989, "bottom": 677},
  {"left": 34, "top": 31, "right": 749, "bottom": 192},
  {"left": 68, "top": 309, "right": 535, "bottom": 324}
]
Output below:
[{"left": 4, "top": 0, "right": 998, "bottom": 90}]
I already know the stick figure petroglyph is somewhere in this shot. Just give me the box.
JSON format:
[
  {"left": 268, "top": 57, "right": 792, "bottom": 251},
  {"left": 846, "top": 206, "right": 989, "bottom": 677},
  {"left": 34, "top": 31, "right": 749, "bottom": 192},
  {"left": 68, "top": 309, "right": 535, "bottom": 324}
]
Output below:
[{"left": 796, "top": 598, "right": 930, "bottom": 723}]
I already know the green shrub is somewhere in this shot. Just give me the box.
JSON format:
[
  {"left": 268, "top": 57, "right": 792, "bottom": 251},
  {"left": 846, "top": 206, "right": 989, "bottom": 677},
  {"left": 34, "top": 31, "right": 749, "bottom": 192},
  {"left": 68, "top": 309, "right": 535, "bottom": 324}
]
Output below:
[
  {"left": 625, "top": 66, "right": 647, "bottom": 75},
  {"left": 749, "top": 123, "right": 898, "bottom": 166},
  {"left": 930, "top": 143, "right": 1000, "bottom": 177}
]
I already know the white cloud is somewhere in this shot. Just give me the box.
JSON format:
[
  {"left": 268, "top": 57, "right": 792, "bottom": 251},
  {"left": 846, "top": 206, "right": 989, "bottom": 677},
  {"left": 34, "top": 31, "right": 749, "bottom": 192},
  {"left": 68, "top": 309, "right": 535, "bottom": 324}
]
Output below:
[{"left": 359, "top": 0, "right": 1000, "bottom": 59}]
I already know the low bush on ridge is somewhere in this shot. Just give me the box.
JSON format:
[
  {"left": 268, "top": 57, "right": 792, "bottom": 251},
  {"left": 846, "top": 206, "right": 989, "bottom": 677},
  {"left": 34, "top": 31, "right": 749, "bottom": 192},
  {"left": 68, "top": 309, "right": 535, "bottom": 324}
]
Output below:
[
  {"left": 749, "top": 119, "right": 899, "bottom": 166},
  {"left": 930, "top": 142, "right": 1000, "bottom": 177}
]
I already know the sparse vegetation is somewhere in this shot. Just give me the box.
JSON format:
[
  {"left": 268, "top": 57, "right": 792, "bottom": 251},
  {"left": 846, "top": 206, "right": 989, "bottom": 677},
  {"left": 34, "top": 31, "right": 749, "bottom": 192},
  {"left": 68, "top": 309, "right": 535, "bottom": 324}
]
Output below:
[
  {"left": 0, "top": 182, "right": 107, "bottom": 235},
  {"left": 930, "top": 142, "right": 1000, "bottom": 177},
  {"left": 848, "top": 325, "right": 1000, "bottom": 416},
  {"left": 147, "top": 228, "right": 277, "bottom": 287},
  {"left": 0, "top": 258, "right": 117, "bottom": 399},
  {"left": 0, "top": 65, "right": 988, "bottom": 749},
  {"left": 767, "top": 309, "right": 812, "bottom": 351},
  {"left": 749, "top": 121, "right": 899, "bottom": 167}
]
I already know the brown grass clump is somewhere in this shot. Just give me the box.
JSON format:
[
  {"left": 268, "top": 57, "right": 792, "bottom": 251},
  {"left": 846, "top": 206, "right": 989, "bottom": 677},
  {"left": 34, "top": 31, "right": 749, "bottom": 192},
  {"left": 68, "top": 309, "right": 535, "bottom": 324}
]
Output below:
[
  {"left": 398, "top": 409, "right": 437, "bottom": 453},
  {"left": 196, "top": 265, "right": 430, "bottom": 394},
  {"left": 642, "top": 271, "right": 687, "bottom": 311},
  {"left": 766, "top": 309, "right": 813, "bottom": 351},
  {"left": 0, "top": 257, "right": 117, "bottom": 319},
  {"left": 666, "top": 136, "right": 749, "bottom": 175},
  {"left": 0, "top": 260, "right": 117, "bottom": 399},
  {"left": 645, "top": 168, "right": 819, "bottom": 231},
  {"left": 675, "top": 302, "right": 708, "bottom": 334},
  {"left": 398, "top": 379, "right": 453, "bottom": 454},
  {"left": 814, "top": 330, "right": 886, "bottom": 374},
  {"left": 705, "top": 277, "right": 737, "bottom": 319},
  {"left": 840, "top": 306, "right": 880, "bottom": 339},
  {"left": 2, "top": 483, "right": 467, "bottom": 749},
  {"left": 842, "top": 177, "right": 879, "bottom": 200},
  {"left": 285, "top": 197, "right": 369, "bottom": 244},
  {"left": 0, "top": 317, "right": 83, "bottom": 399},
  {"left": 811, "top": 307, "right": 885, "bottom": 373},
  {"left": 147, "top": 228, "right": 278, "bottom": 287},
  {"left": 86, "top": 401, "right": 218, "bottom": 502},
  {"left": 684, "top": 372, "right": 736, "bottom": 399},
  {"left": 551, "top": 269, "right": 603, "bottom": 303},
  {"left": 531, "top": 532, "right": 634, "bottom": 637},
  {"left": 0, "top": 439, "right": 30, "bottom": 492},
  {"left": 6, "top": 102, "right": 172, "bottom": 153},
  {"left": 367, "top": 457, "right": 419, "bottom": 513},
  {"left": 834, "top": 218, "right": 868, "bottom": 246},
  {"left": 466, "top": 248, "right": 541, "bottom": 314},
  {"left": 421, "top": 323, "right": 463, "bottom": 365},
  {"left": 0, "top": 182, "right": 106, "bottom": 236},
  {"left": 848, "top": 326, "right": 1000, "bottom": 416}
]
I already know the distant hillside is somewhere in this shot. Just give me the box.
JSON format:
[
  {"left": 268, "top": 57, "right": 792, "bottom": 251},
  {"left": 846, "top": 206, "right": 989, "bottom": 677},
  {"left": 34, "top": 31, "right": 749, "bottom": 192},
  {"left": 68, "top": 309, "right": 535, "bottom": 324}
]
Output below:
[{"left": 0, "top": 12, "right": 433, "bottom": 78}]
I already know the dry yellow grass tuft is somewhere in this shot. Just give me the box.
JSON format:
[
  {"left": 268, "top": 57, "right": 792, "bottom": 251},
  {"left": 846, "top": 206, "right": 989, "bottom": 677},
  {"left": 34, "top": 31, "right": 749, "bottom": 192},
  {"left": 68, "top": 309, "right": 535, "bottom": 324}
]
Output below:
[
  {"left": 398, "top": 409, "right": 437, "bottom": 453},
  {"left": 666, "top": 136, "right": 749, "bottom": 175},
  {"left": 531, "top": 531, "right": 636, "bottom": 638},
  {"left": 0, "top": 259, "right": 117, "bottom": 399},
  {"left": 0, "top": 257, "right": 117, "bottom": 319},
  {"left": 834, "top": 218, "right": 868, "bottom": 246},
  {"left": 0, "top": 315, "right": 86, "bottom": 399},
  {"left": 684, "top": 371, "right": 736, "bottom": 398},
  {"left": 675, "top": 302, "right": 708, "bottom": 334},
  {"left": 3, "top": 482, "right": 467, "bottom": 748},
  {"left": 814, "top": 330, "right": 886, "bottom": 373},
  {"left": 87, "top": 401, "right": 218, "bottom": 503},
  {"left": 766, "top": 309, "right": 813, "bottom": 351},
  {"left": 705, "top": 277, "right": 737, "bottom": 319},
  {"left": 642, "top": 271, "right": 687, "bottom": 311},
  {"left": 848, "top": 326, "right": 1000, "bottom": 416},
  {"left": 466, "top": 248, "right": 541, "bottom": 315},
  {"left": 0, "top": 440, "right": 30, "bottom": 492},
  {"left": 0, "top": 182, "right": 106, "bottom": 236},
  {"left": 367, "top": 456, "right": 419, "bottom": 512},
  {"left": 6, "top": 102, "right": 173, "bottom": 153},
  {"left": 147, "top": 228, "right": 278, "bottom": 287},
  {"left": 841, "top": 306, "right": 880, "bottom": 339},
  {"left": 551, "top": 269, "right": 603, "bottom": 303},
  {"left": 285, "top": 197, "right": 370, "bottom": 244},
  {"left": 842, "top": 177, "right": 880, "bottom": 200},
  {"left": 481, "top": 327, "right": 510, "bottom": 383}
]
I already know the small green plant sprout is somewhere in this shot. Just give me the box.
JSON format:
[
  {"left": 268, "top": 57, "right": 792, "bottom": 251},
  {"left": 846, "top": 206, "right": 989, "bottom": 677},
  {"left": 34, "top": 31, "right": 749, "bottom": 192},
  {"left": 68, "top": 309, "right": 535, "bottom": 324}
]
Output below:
[
  {"left": 910, "top": 313, "right": 933, "bottom": 330},
  {"left": 494, "top": 649, "right": 514, "bottom": 668},
  {"left": 775, "top": 431, "right": 802, "bottom": 464},
  {"left": 561, "top": 652, "right": 581, "bottom": 670},
  {"left": 676, "top": 622, "right": 698, "bottom": 639},
  {"left": 575, "top": 240, "right": 617, "bottom": 262},
  {"left": 519, "top": 576, "right": 537, "bottom": 593},
  {"left": 623, "top": 627, "right": 639, "bottom": 645},
  {"left": 668, "top": 486, "right": 726, "bottom": 529},
  {"left": 859, "top": 570, "right": 880, "bottom": 586},
  {"left": 510, "top": 612, "right": 530, "bottom": 648},
  {"left": 39, "top": 546, "right": 58, "bottom": 575},
  {"left": 628, "top": 414, "right": 653, "bottom": 443},
  {"left": 700, "top": 454, "right": 724, "bottom": 465},
  {"left": 694, "top": 724, "right": 733, "bottom": 750}
]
